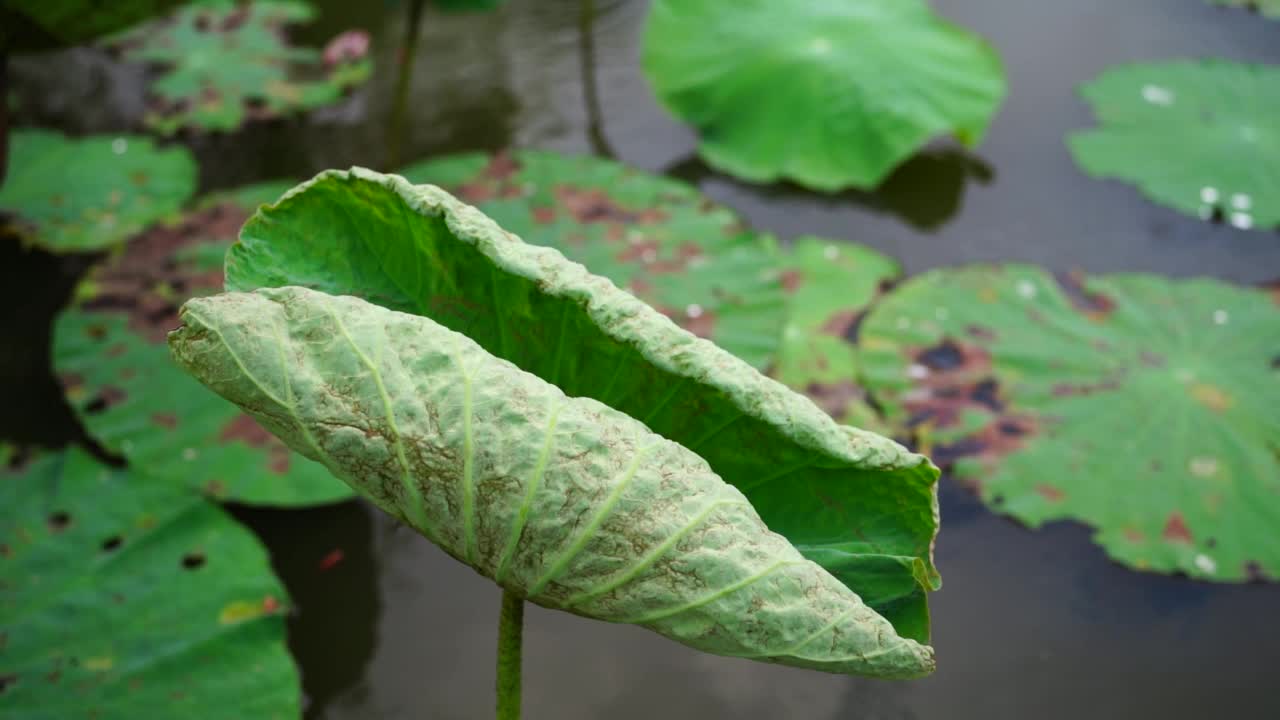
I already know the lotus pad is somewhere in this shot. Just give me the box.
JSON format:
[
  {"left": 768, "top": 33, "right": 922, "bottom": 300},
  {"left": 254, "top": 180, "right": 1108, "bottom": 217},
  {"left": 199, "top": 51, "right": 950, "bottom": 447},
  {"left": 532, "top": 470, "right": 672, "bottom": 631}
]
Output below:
[
  {"left": 859, "top": 266, "right": 1280, "bottom": 582},
  {"left": 53, "top": 184, "right": 351, "bottom": 506},
  {"left": 0, "top": 131, "right": 196, "bottom": 253},
  {"left": 108, "top": 0, "right": 371, "bottom": 134},
  {"left": 1208, "top": 1, "right": 1280, "bottom": 19},
  {"left": 171, "top": 286, "right": 935, "bottom": 677},
  {"left": 773, "top": 237, "right": 900, "bottom": 430},
  {"left": 223, "top": 168, "right": 940, "bottom": 642},
  {"left": 0, "top": 449, "right": 298, "bottom": 718},
  {"left": 398, "top": 151, "right": 786, "bottom": 369},
  {"left": 1068, "top": 60, "right": 1280, "bottom": 230},
  {"left": 640, "top": 0, "right": 1006, "bottom": 191},
  {"left": 0, "top": 0, "right": 183, "bottom": 51}
]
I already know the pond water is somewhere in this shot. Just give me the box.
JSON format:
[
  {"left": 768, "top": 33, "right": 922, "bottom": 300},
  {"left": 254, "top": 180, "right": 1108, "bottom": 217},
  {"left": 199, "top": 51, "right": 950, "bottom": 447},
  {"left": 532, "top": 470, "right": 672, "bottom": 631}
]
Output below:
[{"left": 4, "top": 0, "right": 1280, "bottom": 718}]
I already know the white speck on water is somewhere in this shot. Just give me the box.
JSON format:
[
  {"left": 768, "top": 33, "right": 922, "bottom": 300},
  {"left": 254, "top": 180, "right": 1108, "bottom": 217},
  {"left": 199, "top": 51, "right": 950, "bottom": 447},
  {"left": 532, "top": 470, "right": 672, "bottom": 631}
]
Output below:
[
  {"left": 1231, "top": 193, "right": 1252, "bottom": 211},
  {"left": 895, "top": 317, "right": 910, "bottom": 331},
  {"left": 1188, "top": 457, "right": 1219, "bottom": 478},
  {"left": 935, "top": 307, "right": 949, "bottom": 321},
  {"left": 1141, "top": 84, "right": 1175, "bottom": 106},
  {"left": 907, "top": 364, "right": 930, "bottom": 380},
  {"left": 1194, "top": 554, "right": 1217, "bottom": 574},
  {"left": 111, "top": 137, "right": 128, "bottom": 155},
  {"left": 1230, "top": 212, "right": 1253, "bottom": 230},
  {"left": 686, "top": 304, "right": 704, "bottom": 319},
  {"left": 1212, "top": 309, "right": 1229, "bottom": 325},
  {"left": 641, "top": 249, "right": 657, "bottom": 263},
  {"left": 183, "top": 448, "right": 198, "bottom": 461},
  {"left": 1016, "top": 280, "right": 1037, "bottom": 299},
  {"left": 1199, "top": 186, "right": 1219, "bottom": 204},
  {"left": 823, "top": 245, "right": 839, "bottom": 260}
]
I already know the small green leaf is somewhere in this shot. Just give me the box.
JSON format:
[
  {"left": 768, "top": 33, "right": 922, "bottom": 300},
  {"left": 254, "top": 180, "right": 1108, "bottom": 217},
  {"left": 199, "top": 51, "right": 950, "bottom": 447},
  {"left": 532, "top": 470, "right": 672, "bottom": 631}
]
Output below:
[
  {"left": 859, "top": 265, "right": 1280, "bottom": 582},
  {"left": 0, "top": 448, "right": 299, "bottom": 718},
  {"left": 398, "top": 151, "right": 786, "bottom": 369},
  {"left": 0, "top": 131, "right": 196, "bottom": 253},
  {"left": 1068, "top": 60, "right": 1279, "bottom": 230},
  {"left": 641, "top": 0, "right": 1006, "bottom": 190},
  {"left": 221, "top": 168, "right": 940, "bottom": 641},
  {"left": 171, "top": 286, "right": 936, "bottom": 678}
]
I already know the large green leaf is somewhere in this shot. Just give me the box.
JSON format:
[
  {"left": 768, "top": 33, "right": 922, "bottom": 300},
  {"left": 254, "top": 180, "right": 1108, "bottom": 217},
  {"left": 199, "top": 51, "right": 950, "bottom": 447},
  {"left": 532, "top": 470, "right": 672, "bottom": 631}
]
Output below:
[
  {"left": 641, "top": 0, "right": 1006, "bottom": 191},
  {"left": 223, "top": 168, "right": 941, "bottom": 641},
  {"left": 0, "top": 448, "right": 299, "bottom": 718},
  {"left": 773, "top": 237, "right": 900, "bottom": 434},
  {"left": 170, "top": 286, "right": 936, "bottom": 678},
  {"left": 398, "top": 151, "right": 786, "bottom": 369},
  {"left": 0, "top": 0, "right": 183, "bottom": 51},
  {"left": 0, "top": 130, "right": 196, "bottom": 253},
  {"left": 107, "top": 0, "right": 371, "bottom": 135},
  {"left": 54, "top": 183, "right": 352, "bottom": 506},
  {"left": 1068, "top": 60, "right": 1280, "bottom": 230},
  {"left": 1208, "top": 0, "right": 1280, "bottom": 19},
  {"left": 859, "top": 266, "right": 1280, "bottom": 582}
]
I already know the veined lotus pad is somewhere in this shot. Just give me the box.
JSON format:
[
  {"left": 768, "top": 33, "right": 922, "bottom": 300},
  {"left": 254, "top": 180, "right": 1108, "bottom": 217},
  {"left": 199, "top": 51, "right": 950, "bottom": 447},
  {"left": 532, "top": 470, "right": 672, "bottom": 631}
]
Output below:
[
  {"left": 859, "top": 266, "right": 1280, "bottom": 582},
  {"left": 171, "top": 287, "right": 935, "bottom": 677},
  {"left": 398, "top": 151, "right": 785, "bottom": 369},
  {"left": 0, "top": 449, "right": 298, "bottom": 718},
  {"left": 641, "top": 0, "right": 1006, "bottom": 190},
  {"left": 1068, "top": 60, "right": 1280, "bottom": 230},
  {"left": 222, "top": 168, "right": 940, "bottom": 642},
  {"left": 54, "top": 182, "right": 351, "bottom": 506},
  {"left": 0, "top": 131, "right": 196, "bottom": 253}
]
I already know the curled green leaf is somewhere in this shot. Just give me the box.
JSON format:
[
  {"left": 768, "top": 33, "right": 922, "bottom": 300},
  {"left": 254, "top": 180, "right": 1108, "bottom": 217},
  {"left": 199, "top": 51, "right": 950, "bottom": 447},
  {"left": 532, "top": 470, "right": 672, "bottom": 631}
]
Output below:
[{"left": 171, "top": 286, "right": 935, "bottom": 677}]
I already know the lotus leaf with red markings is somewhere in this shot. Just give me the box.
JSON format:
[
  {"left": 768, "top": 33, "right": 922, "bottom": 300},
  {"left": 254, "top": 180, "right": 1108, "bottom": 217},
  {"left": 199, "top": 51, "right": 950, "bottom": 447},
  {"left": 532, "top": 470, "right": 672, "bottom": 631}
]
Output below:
[
  {"left": 858, "top": 265, "right": 1280, "bottom": 582},
  {"left": 0, "top": 448, "right": 297, "bottom": 719},
  {"left": 398, "top": 151, "right": 787, "bottom": 369}
]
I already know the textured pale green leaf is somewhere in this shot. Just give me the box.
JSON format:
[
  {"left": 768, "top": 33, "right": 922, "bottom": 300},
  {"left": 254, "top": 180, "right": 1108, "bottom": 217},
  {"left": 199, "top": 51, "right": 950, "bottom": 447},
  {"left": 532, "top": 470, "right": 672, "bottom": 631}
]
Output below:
[
  {"left": 773, "top": 237, "right": 900, "bottom": 434},
  {"left": 0, "top": 449, "right": 298, "bottom": 718},
  {"left": 0, "top": 131, "right": 196, "bottom": 253},
  {"left": 398, "top": 151, "right": 786, "bottom": 369},
  {"left": 641, "top": 0, "right": 1007, "bottom": 191},
  {"left": 1068, "top": 60, "right": 1280, "bottom": 230},
  {"left": 54, "top": 192, "right": 351, "bottom": 506},
  {"left": 0, "top": 0, "right": 182, "bottom": 51},
  {"left": 1207, "top": 0, "right": 1280, "bottom": 19},
  {"left": 859, "top": 266, "right": 1280, "bottom": 582},
  {"left": 107, "top": 0, "right": 371, "bottom": 134},
  {"left": 171, "top": 286, "right": 936, "bottom": 678},
  {"left": 223, "top": 168, "right": 940, "bottom": 641}
]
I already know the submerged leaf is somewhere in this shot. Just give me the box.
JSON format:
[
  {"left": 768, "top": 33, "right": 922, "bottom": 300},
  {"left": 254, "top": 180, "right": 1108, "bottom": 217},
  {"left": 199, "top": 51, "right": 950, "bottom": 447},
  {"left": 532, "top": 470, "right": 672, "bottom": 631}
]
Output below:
[
  {"left": 1207, "top": 0, "right": 1280, "bottom": 19},
  {"left": 0, "top": 130, "right": 196, "bottom": 253},
  {"left": 171, "top": 287, "right": 935, "bottom": 677},
  {"left": 1068, "top": 60, "right": 1280, "bottom": 230},
  {"left": 221, "top": 168, "right": 940, "bottom": 641},
  {"left": 0, "top": 449, "right": 298, "bottom": 718},
  {"left": 398, "top": 151, "right": 786, "bottom": 368},
  {"left": 859, "top": 266, "right": 1280, "bottom": 582},
  {"left": 641, "top": 0, "right": 1006, "bottom": 190}
]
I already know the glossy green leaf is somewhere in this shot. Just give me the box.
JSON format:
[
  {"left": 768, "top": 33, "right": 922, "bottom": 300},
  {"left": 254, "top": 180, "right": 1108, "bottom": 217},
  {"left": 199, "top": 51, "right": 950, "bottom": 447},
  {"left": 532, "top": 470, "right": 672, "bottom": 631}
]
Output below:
[
  {"left": 0, "top": 0, "right": 183, "bottom": 51},
  {"left": 1068, "top": 60, "right": 1280, "bottom": 230},
  {"left": 398, "top": 151, "right": 786, "bottom": 369},
  {"left": 641, "top": 0, "right": 1007, "bottom": 191},
  {"left": 223, "top": 168, "right": 941, "bottom": 641},
  {"left": 859, "top": 266, "right": 1280, "bottom": 582},
  {"left": 54, "top": 186, "right": 351, "bottom": 506},
  {"left": 171, "top": 286, "right": 935, "bottom": 677},
  {"left": 0, "top": 448, "right": 298, "bottom": 718},
  {"left": 773, "top": 237, "right": 900, "bottom": 435},
  {"left": 1207, "top": 0, "right": 1280, "bottom": 19},
  {"left": 0, "top": 131, "right": 196, "bottom": 253},
  {"left": 107, "top": 0, "right": 371, "bottom": 134}
]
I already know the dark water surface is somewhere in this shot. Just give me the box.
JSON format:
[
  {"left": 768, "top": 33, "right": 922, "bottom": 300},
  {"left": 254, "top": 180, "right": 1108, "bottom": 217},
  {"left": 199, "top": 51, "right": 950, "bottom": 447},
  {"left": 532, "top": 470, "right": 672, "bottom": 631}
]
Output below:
[{"left": 6, "top": 0, "right": 1280, "bottom": 718}]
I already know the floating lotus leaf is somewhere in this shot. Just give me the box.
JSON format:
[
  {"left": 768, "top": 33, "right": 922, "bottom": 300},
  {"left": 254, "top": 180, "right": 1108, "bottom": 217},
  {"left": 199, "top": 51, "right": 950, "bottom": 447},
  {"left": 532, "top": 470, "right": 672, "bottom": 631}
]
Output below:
[
  {"left": 773, "top": 237, "right": 900, "bottom": 432},
  {"left": 1068, "top": 60, "right": 1280, "bottom": 230},
  {"left": 640, "top": 0, "right": 1006, "bottom": 191},
  {"left": 107, "top": 0, "right": 371, "bottom": 135},
  {"left": 54, "top": 181, "right": 351, "bottom": 506},
  {"left": 1208, "top": 0, "right": 1280, "bottom": 19},
  {"left": 171, "top": 286, "right": 935, "bottom": 677},
  {"left": 0, "top": 448, "right": 298, "bottom": 718},
  {"left": 220, "top": 168, "right": 940, "bottom": 643},
  {"left": 858, "top": 265, "right": 1280, "bottom": 582},
  {"left": 0, "top": 130, "right": 196, "bottom": 253},
  {"left": 398, "top": 151, "right": 786, "bottom": 369},
  {"left": 0, "top": 0, "right": 183, "bottom": 51}
]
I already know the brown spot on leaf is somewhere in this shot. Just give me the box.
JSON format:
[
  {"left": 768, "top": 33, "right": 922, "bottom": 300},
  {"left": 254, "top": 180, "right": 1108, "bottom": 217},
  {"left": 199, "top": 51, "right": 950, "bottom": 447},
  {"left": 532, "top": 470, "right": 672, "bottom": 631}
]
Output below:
[
  {"left": 101, "top": 535, "right": 123, "bottom": 552},
  {"left": 1036, "top": 484, "right": 1065, "bottom": 502},
  {"left": 0, "top": 674, "right": 17, "bottom": 694},
  {"left": 219, "top": 414, "right": 291, "bottom": 474},
  {"left": 1190, "top": 383, "right": 1233, "bottom": 413},
  {"left": 680, "top": 308, "right": 717, "bottom": 339},
  {"left": 555, "top": 186, "right": 666, "bottom": 225},
  {"left": 965, "top": 324, "right": 997, "bottom": 343},
  {"left": 47, "top": 512, "right": 72, "bottom": 532},
  {"left": 531, "top": 206, "right": 555, "bottom": 224},
  {"left": 181, "top": 552, "right": 206, "bottom": 570},
  {"left": 820, "top": 310, "right": 860, "bottom": 338},
  {"left": 1051, "top": 377, "right": 1122, "bottom": 397},
  {"left": 1054, "top": 270, "right": 1115, "bottom": 320},
  {"left": 85, "top": 385, "right": 127, "bottom": 414},
  {"left": 780, "top": 269, "right": 803, "bottom": 292},
  {"left": 1162, "top": 513, "right": 1193, "bottom": 544},
  {"left": 1245, "top": 561, "right": 1268, "bottom": 582},
  {"left": 151, "top": 413, "right": 178, "bottom": 429},
  {"left": 1124, "top": 527, "right": 1145, "bottom": 543}
]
